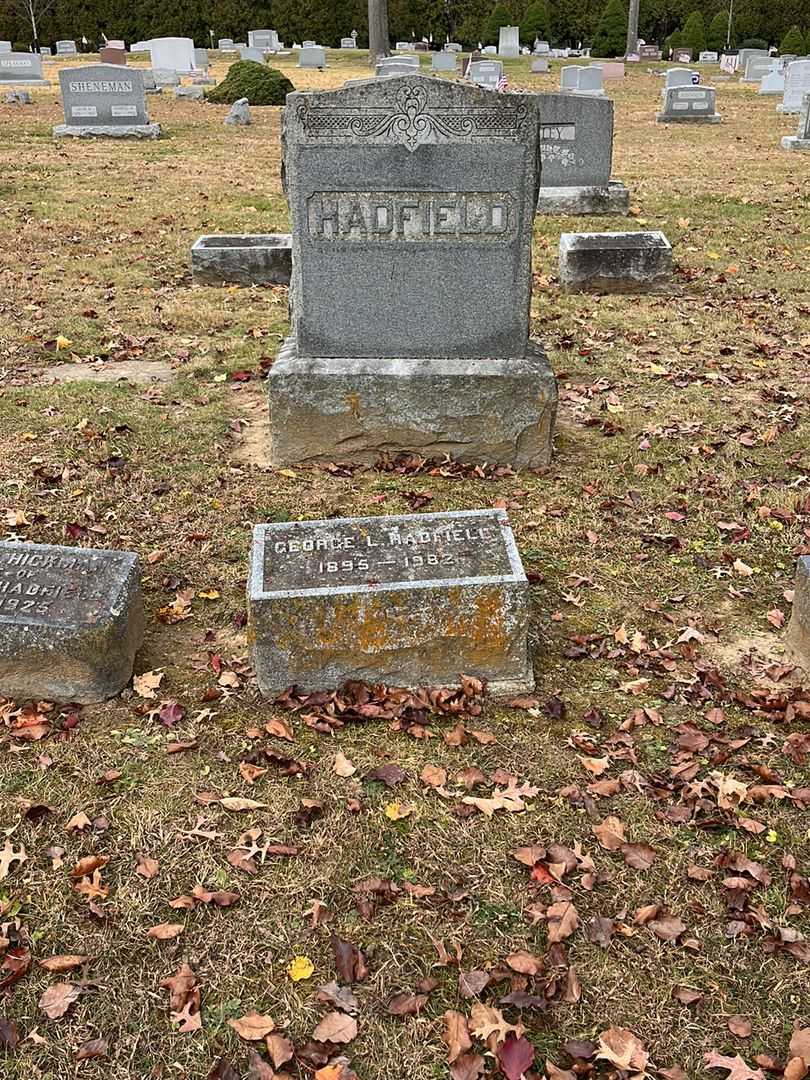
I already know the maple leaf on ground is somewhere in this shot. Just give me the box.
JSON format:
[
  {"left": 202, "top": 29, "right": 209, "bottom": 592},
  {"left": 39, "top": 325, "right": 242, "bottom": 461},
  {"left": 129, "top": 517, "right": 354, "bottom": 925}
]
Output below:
[
  {"left": 160, "top": 962, "right": 201, "bottom": 1032},
  {"left": 75, "top": 1038, "right": 108, "bottom": 1060},
  {"left": 312, "top": 1011, "right": 358, "bottom": 1044},
  {"left": 450, "top": 1053, "right": 486, "bottom": 1080},
  {"left": 705, "top": 1052, "right": 767, "bottom": 1080},
  {"left": 497, "top": 1034, "right": 535, "bottom": 1080},
  {"left": 333, "top": 751, "right": 356, "bottom": 777},
  {"left": 133, "top": 669, "right": 164, "bottom": 698},
  {"left": 597, "top": 1027, "right": 650, "bottom": 1073},
  {"left": 443, "top": 1010, "right": 472, "bottom": 1063},
  {"left": 0, "top": 840, "right": 26, "bottom": 880},
  {"left": 593, "top": 816, "right": 626, "bottom": 851},
  {"left": 38, "top": 955, "right": 89, "bottom": 973},
  {"left": 469, "top": 1003, "right": 524, "bottom": 1047},
  {"left": 39, "top": 981, "right": 81, "bottom": 1019},
  {"left": 331, "top": 935, "right": 369, "bottom": 983},
  {"left": 228, "top": 1013, "right": 275, "bottom": 1040}
]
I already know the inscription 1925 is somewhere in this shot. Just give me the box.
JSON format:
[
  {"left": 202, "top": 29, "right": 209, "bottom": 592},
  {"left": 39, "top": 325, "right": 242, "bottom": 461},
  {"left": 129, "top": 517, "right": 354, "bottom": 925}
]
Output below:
[
  {"left": 0, "top": 545, "right": 121, "bottom": 626},
  {"left": 307, "top": 191, "right": 517, "bottom": 242}
]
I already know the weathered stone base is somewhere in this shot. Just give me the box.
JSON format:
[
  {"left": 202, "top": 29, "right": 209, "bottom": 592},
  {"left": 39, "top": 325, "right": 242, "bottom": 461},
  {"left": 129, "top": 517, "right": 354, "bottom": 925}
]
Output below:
[
  {"left": 536, "top": 180, "right": 630, "bottom": 215},
  {"left": 267, "top": 339, "right": 558, "bottom": 469},
  {"left": 655, "top": 112, "right": 722, "bottom": 123},
  {"left": 53, "top": 123, "right": 161, "bottom": 138},
  {"left": 248, "top": 511, "right": 535, "bottom": 697},
  {"left": 191, "top": 234, "right": 292, "bottom": 286},
  {"left": 782, "top": 136, "right": 810, "bottom": 151},
  {"left": 0, "top": 78, "right": 51, "bottom": 87},
  {"left": 0, "top": 544, "right": 144, "bottom": 704}
]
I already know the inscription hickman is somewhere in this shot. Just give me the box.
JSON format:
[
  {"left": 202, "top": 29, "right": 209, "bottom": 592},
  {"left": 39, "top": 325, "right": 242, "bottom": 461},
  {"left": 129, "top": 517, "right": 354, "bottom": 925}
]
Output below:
[
  {"left": 306, "top": 191, "right": 516, "bottom": 242},
  {"left": 0, "top": 547, "right": 120, "bottom": 626},
  {"left": 257, "top": 512, "right": 519, "bottom": 594},
  {"left": 67, "top": 79, "right": 134, "bottom": 93}
]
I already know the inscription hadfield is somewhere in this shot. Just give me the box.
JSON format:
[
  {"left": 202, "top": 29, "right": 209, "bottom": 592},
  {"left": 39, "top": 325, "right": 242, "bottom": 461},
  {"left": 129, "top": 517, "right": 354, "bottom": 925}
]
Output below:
[
  {"left": 307, "top": 191, "right": 516, "bottom": 242},
  {"left": 0, "top": 548, "right": 110, "bottom": 623}
]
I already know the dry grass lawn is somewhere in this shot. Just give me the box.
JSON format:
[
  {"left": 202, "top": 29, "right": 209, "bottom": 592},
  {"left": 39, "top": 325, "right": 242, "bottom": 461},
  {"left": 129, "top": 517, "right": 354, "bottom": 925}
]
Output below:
[{"left": 0, "top": 48, "right": 809, "bottom": 1080}]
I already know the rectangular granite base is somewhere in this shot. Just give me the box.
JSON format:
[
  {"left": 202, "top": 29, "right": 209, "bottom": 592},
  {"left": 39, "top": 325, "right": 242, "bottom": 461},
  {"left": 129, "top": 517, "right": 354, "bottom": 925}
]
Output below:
[
  {"left": 267, "top": 339, "right": 558, "bottom": 469},
  {"left": 536, "top": 180, "right": 630, "bottom": 215}
]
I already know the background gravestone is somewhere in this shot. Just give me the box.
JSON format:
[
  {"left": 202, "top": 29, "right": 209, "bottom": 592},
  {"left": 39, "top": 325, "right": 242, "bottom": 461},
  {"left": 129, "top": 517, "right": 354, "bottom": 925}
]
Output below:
[
  {"left": 498, "top": 26, "right": 520, "bottom": 59},
  {"left": 779, "top": 60, "right": 810, "bottom": 114},
  {"left": 536, "top": 92, "right": 629, "bottom": 214},
  {"left": 149, "top": 36, "right": 195, "bottom": 72},
  {"left": 54, "top": 64, "right": 160, "bottom": 138},
  {"left": 268, "top": 74, "right": 557, "bottom": 468},
  {"left": 657, "top": 85, "right": 721, "bottom": 122},
  {"left": 0, "top": 53, "right": 50, "bottom": 86},
  {"left": 248, "top": 510, "right": 534, "bottom": 695},
  {"left": 0, "top": 541, "right": 144, "bottom": 704},
  {"left": 782, "top": 92, "right": 810, "bottom": 149}
]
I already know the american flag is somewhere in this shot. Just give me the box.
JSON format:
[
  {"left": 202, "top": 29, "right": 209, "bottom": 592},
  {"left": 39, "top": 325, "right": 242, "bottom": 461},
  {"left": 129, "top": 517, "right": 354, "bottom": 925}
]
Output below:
[{"left": 497, "top": 72, "right": 509, "bottom": 92}]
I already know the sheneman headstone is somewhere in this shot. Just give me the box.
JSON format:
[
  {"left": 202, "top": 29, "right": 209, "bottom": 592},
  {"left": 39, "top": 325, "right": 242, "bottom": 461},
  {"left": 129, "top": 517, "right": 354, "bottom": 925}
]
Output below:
[
  {"left": 0, "top": 541, "right": 144, "bottom": 704},
  {"left": 657, "top": 84, "right": 721, "bottom": 122},
  {"left": 268, "top": 74, "right": 557, "bottom": 467},
  {"left": 54, "top": 64, "right": 160, "bottom": 138},
  {"left": 248, "top": 510, "right": 534, "bottom": 695}
]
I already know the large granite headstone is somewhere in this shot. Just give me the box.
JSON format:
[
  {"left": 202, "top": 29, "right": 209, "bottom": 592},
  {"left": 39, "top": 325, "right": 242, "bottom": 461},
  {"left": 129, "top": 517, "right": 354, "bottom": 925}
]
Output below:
[
  {"left": 299, "top": 46, "right": 326, "bottom": 69},
  {"left": 56, "top": 39, "right": 77, "bottom": 55},
  {"left": 240, "top": 46, "right": 265, "bottom": 63},
  {"left": 149, "top": 36, "right": 195, "bottom": 73},
  {"left": 498, "top": 26, "right": 520, "bottom": 60},
  {"left": 432, "top": 51, "right": 457, "bottom": 72},
  {"left": 0, "top": 52, "right": 50, "bottom": 86},
  {"left": 671, "top": 47, "right": 692, "bottom": 63},
  {"left": 341, "top": 38, "right": 357, "bottom": 49},
  {"left": 54, "top": 64, "right": 160, "bottom": 138},
  {"left": 218, "top": 38, "right": 237, "bottom": 52},
  {"left": 759, "top": 69, "right": 785, "bottom": 95},
  {"left": 536, "top": 92, "right": 629, "bottom": 214},
  {"left": 742, "top": 55, "right": 775, "bottom": 81},
  {"left": 248, "top": 510, "right": 534, "bottom": 695},
  {"left": 657, "top": 84, "right": 721, "bottom": 122},
  {"left": 468, "top": 60, "right": 503, "bottom": 88},
  {"left": 782, "top": 92, "right": 810, "bottom": 150},
  {"left": 665, "top": 68, "right": 698, "bottom": 89},
  {"left": 779, "top": 59, "right": 810, "bottom": 113},
  {"left": 99, "top": 46, "right": 126, "bottom": 65},
  {"left": 0, "top": 541, "right": 143, "bottom": 704},
  {"left": 0, "top": 41, "right": 11, "bottom": 54},
  {"left": 268, "top": 74, "right": 557, "bottom": 468},
  {"left": 248, "top": 29, "right": 280, "bottom": 51}
]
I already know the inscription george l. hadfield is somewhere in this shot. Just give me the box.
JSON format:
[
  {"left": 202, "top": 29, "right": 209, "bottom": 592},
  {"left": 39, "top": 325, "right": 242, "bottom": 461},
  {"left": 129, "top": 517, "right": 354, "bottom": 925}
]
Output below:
[{"left": 306, "top": 191, "right": 517, "bottom": 241}]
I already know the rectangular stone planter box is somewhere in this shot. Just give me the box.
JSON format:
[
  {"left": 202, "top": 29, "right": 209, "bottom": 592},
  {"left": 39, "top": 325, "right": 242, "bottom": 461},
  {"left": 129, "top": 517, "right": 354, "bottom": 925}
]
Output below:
[
  {"left": 248, "top": 509, "right": 534, "bottom": 696},
  {"left": 0, "top": 541, "right": 144, "bottom": 704},
  {"left": 559, "top": 230, "right": 672, "bottom": 293},
  {"left": 191, "top": 234, "right": 292, "bottom": 286}
]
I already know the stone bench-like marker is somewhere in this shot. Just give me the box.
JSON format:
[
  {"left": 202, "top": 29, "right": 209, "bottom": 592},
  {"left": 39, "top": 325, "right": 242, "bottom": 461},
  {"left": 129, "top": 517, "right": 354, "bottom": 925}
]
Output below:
[
  {"left": 54, "top": 65, "right": 160, "bottom": 138},
  {"left": 782, "top": 93, "right": 810, "bottom": 151},
  {"left": 787, "top": 556, "right": 810, "bottom": 666},
  {"left": 559, "top": 231, "right": 672, "bottom": 293},
  {"left": 248, "top": 509, "right": 534, "bottom": 697},
  {"left": 656, "top": 85, "right": 721, "bottom": 123},
  {"left": 191, "top": 234, "right": 292, "bottom": 285},
  {"left": 0, "top": 542, "right": 144, "bottom": 704}
]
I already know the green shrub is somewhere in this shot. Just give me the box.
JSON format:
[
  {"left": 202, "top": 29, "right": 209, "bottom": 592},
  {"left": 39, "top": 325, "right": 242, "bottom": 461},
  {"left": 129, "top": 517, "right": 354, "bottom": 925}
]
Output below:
[
  {"left": 681, "top": 10, "right": 706, "bottom": 59},
  {"left": 707, "top": 11, "right": 729, "bottom": 52},
  {"left": 483, "top": 3, "right": 512, "bottom": 46},
  {"left": 206, "top": 61, "right": 294, "bottom": 106},
  {"left": 591, "top": 0, "right": 628, "bottom": 58},
  {"left": 779, "top": 25, "right": 805, "bottom": 54},
  {"left": 521, "top": 1, "right": 550, "bottom": 44}
]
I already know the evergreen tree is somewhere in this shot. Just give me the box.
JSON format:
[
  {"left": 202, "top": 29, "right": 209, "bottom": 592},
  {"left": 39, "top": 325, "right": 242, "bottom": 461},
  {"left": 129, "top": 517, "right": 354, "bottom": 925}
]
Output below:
[
  {"left": 779, "top": 24, "right": 805, "bottom": 52},
  {"left": 706, "top": 10, "right": 728, "bottom": 50},
  {"left": 681, "top": 9, "right": 705, "bottom": 57},
  {"left": 591, "top": 0, "right": 627, "bottom": 56},
  {"left": 520, "top": 0, "right": 549, "bottom": 43},
  {"left": 483, "top": 1, "right": 512, "bottom": 45}
]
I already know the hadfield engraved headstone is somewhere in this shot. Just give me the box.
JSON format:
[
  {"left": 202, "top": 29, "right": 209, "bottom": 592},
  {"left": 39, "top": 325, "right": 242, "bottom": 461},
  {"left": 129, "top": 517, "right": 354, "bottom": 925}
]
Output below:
[
  {"left": 268, "top": 74, "right": 557, "bottom": 468},
  {"left": 248, "top": 510, "right": 534, "bottom": 695}
]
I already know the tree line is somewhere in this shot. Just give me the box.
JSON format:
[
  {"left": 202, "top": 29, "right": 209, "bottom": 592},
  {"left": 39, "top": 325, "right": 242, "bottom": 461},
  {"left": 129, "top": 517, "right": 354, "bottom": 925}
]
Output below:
[{"left": 1, "top": 0, "right": 806, "bottom": 55}]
